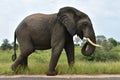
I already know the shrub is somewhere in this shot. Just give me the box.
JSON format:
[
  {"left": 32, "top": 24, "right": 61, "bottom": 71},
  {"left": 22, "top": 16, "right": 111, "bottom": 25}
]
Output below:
[
  {"left": 84, "top": 48, "right": 120, "bottom": 62},
  {"left": 0, "top": 39, "right": 12, "bottom": 50},
  {"left": 75, "top": 45, "right": 120, "bottom": 62}
]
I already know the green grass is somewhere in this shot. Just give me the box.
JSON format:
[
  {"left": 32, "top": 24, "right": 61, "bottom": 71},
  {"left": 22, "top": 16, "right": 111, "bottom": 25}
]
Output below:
[
  {"left": 57, "top": 61, "right": 120, "bottom": 74},
  {"left": 0, "top": 46, "right": 120, "bottom": 75}
]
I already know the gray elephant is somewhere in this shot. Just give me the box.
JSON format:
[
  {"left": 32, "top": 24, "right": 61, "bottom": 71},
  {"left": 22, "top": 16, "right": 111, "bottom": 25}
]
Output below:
[{"left": 12, "top": 7, "right": 101, "bottom": 76}]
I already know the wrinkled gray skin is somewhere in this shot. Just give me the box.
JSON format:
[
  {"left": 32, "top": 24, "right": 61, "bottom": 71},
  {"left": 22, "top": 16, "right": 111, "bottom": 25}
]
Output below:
[{"left": 12, "top": 7, "right": 96, "bottom": 76}]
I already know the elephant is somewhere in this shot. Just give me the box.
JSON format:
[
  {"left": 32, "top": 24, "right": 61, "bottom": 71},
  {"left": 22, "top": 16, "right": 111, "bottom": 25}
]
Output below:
[{"left": 11, "top": 7, "right": 101, "bottom": 76}]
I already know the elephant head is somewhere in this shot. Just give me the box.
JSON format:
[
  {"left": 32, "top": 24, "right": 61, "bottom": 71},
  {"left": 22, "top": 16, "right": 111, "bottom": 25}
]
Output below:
[{"left": 57, "top": 7, "right": 101, "bottom": 56}]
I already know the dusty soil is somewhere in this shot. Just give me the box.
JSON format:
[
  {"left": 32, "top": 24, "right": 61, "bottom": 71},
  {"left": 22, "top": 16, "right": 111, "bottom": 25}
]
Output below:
[{"left": 0, "top": 74, "right": 120, "bottom": 78}]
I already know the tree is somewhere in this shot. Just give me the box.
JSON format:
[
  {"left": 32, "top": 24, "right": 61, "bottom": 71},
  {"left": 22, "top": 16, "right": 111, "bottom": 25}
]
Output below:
[
  {"left": 0, "top": 39, "right": 12, "bottom": 50},
  {"left": 96, "top": 35, "right": 117, "bottom": 51},
  {"left": 118, "top": 42, "right": 120, "bottom": 45},
  {"left": 102, "top": 39, "right": 113, "bottom": 51},
  {"left": 74, "top": 36, "right": 81, "bottom": 46},
  {"left": 81, "top": 38, "right": 86, "bottom": 46},
  {"left": 96, "top": 35, "right": 106, "bottom": 45},
  {"left": 108, "top": 38, "right": 117, "bottom": 47}
]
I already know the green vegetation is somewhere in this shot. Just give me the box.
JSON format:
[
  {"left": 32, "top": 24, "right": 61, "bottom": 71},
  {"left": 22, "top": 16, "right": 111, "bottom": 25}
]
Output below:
[
  {"left": 0, "top": 36, "right": 120, "bottom": 75},
  {"left": 0, "top": 39, "right": 18, "bottom": 51},
  {"left": 0, "top": 46, "right": 120, "bottom": 75},
  {"left": 0, "top": 39, "right": 12, "bottom": 50}
]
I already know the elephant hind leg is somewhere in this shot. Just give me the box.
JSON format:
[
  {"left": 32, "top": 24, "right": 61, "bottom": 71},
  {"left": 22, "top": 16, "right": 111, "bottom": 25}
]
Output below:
[
  {"left": 20, "top": 56, "right": 28, "bottom": 68},
  {"left": 12, "top": 40, "right": 35, "bottom": 71}
]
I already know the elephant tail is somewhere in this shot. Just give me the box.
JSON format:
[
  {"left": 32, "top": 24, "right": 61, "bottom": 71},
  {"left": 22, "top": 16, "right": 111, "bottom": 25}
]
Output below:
[{"left": 12, "top": 32, "right": 17, "bottom": 61}]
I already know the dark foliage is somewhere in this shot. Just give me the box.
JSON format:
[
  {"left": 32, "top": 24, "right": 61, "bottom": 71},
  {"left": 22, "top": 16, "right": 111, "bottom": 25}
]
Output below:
[{"left": 0, "top": 39, "right": 12, "bottom": 50}]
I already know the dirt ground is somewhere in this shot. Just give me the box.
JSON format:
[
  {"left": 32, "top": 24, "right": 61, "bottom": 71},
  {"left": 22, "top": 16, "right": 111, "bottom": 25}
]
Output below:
[{"left": 0, "top": 74, "right": 120, "bottom": 78}]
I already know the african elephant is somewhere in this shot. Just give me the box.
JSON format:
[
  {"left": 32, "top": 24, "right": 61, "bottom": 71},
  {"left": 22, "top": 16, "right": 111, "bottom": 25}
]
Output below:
[{"left": 11, "top": 7, "right": 101, "bottom": 76}]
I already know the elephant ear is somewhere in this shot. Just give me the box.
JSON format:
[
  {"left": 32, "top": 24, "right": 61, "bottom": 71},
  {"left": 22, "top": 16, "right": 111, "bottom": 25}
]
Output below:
[{"left": 57, "top": 8, "right": 76, "bottom": 36}]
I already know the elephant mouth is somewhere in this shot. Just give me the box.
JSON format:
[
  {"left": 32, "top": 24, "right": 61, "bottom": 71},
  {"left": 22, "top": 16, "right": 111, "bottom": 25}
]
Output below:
[{"left": 81, "top": 37, "right": 102, "bottom": 56}]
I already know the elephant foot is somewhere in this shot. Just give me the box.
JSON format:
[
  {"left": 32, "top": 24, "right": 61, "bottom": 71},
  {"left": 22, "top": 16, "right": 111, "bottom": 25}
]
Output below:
[
  {"left": 11, "top": 64, "right": 17, "bottom": 71},
  {"left": 69, "top": 61, "right": 74, "bottom": 67},
  {"left": 46, "top": 70, "right": 58, "bottom": 76}
]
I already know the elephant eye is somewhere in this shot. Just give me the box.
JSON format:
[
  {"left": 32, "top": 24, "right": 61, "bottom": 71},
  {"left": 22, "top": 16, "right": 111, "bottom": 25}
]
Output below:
[{"left": 83, "top": 22, "right": 88, "bottom": 26}]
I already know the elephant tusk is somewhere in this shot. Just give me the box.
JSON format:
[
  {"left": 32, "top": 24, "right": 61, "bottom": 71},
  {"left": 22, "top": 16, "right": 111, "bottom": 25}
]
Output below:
[{"left": 86, "top": 38, "right": 102, "bottom": 48}]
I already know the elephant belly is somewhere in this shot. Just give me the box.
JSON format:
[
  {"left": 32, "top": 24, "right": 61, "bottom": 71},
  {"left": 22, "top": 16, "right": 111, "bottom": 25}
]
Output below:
[
  {"left": 35, "top": 45, "right": 51, "bottom": 50},
  {"left": 32, "top": 37, "right": 51, "bottom": 50}
]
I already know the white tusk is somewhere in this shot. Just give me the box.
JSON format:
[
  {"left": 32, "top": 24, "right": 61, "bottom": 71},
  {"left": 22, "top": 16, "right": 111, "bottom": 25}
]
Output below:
[{"left": 86, "top": 38, "right": 102, "bottom": 48}]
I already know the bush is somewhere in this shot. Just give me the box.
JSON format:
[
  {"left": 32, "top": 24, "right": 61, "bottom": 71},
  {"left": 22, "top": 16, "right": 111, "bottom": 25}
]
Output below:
[
  {"left": 84, "top": 48, "right": 120, "bottom": 62},
  {"left": 75, "top": 46, "right": 120, "bottom": 62},
  {"left": 0, "top": 39, "right": 12, "bottom": 50}
]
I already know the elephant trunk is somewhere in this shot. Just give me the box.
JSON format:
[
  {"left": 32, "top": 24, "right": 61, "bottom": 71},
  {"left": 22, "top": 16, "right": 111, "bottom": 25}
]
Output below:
[{"left": 81, "top": 35, "right": 96, "bottom": 56}]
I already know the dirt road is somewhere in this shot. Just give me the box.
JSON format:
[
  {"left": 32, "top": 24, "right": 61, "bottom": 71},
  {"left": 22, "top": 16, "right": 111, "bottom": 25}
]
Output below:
[{"left": 0, "top": 75, "right": 120, "bottom": 80}]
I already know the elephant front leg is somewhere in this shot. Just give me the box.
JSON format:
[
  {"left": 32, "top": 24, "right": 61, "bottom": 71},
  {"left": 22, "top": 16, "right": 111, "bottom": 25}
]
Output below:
[
  {"left": 47, "top": 41, "right": 64, "bottom": 76},
  {"left": 64, "top": 39, "right": 75, "bottom": 67}
]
